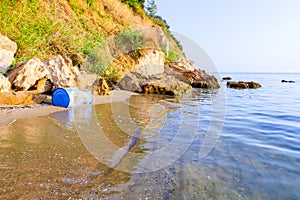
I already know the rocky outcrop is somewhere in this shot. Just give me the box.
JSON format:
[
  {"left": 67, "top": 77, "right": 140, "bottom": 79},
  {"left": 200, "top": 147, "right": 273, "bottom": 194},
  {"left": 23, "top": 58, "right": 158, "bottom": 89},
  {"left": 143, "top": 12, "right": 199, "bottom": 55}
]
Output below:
[
  {"left": 167, "top": 61, "right": 220, "bottom": 89},
  {"left": 118, "top": 54, "right": 219, "bottom": 95},
  {"left": 0, "top": 34, "right": 17, "bottom": 73},
  {"left": 227, "top": 81, "right": 262, "bottom": 89},
  {"left": 108, "top": 48, "right": 165, "bottom": 82},
  {"left": 43, "top": 55, "right": 80, "bottom": 88},
  {"left": 0, "top": 74, "right": 11, "bottom": 91},
  {"left": 170, "top": 58, "right": 195, "bottom": 71},
  {"left": 8, "top": 58, "right": 47, "bottom": 91},
  {"left": 8, "top": 55, "right": 80, "bottom": 91}
]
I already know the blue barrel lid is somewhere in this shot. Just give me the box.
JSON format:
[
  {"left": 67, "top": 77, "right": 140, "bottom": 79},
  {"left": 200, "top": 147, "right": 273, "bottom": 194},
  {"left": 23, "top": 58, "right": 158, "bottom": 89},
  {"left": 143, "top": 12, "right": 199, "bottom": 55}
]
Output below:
[{"left": 52, "top": 88, "right": 70, "bottom": 108}]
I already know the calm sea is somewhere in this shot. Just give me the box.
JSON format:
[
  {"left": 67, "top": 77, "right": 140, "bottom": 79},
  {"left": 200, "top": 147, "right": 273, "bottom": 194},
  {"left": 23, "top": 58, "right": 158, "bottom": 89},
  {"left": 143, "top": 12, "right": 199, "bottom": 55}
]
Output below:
[{"left": 0, "top": 73, "right": 299, "bottom": 199}]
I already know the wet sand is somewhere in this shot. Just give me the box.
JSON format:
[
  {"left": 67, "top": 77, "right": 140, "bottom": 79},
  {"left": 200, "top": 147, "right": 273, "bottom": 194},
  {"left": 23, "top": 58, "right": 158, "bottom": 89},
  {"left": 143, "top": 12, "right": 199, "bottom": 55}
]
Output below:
[{"left": 0, "top": 90, "right": 137, "bottom": 127}]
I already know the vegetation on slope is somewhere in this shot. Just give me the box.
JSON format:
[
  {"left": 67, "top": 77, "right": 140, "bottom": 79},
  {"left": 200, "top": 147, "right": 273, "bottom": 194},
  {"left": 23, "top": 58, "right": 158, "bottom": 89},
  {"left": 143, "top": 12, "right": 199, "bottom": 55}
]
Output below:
[
  {"left": 0, "top": 0, "right": 152, "bottom": 63},
  {"left": 0, "top": 0, "right": 183, "bottom": 78}
]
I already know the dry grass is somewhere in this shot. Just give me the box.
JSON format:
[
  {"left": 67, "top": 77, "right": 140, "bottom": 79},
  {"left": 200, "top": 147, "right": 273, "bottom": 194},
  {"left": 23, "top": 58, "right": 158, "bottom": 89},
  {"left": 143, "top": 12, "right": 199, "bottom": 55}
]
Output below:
[{"left": 0, "top": 0, "right": 154, "bottom": 65}]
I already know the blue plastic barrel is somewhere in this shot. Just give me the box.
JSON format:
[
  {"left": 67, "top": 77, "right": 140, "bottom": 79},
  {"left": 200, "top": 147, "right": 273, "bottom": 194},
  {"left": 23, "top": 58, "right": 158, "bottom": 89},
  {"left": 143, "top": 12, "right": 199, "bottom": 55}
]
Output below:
[{"left": 52, "top": 88, "right": 92, "bottom": 108}]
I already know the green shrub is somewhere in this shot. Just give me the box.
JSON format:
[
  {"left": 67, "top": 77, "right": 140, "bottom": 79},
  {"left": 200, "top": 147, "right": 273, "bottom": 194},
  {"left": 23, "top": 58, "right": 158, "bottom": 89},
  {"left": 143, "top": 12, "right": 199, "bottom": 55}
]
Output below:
[
  {"left": 87, "top": 0, "right": 94, "bottom": 8},
  {"left": 105, "top": 69, "right": 121, "bottom": 83},
  {"left": 121, "top": 0, "right": 145, "bottom": 9},
  {"left": 166, "top": 51, "right": 178, "bottom": 62},
  {"left": 115, "top": 29, "right": 144, "bottom": 54},
  {"left": 83, "top": 46, "right": 110, "bottom": 75}
]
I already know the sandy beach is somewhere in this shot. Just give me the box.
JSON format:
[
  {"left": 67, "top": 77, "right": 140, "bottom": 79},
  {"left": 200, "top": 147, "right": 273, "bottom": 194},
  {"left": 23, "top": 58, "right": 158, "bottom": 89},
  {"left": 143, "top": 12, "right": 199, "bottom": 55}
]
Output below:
[{"left": 0, "top": 90, "right": 137, "bottom": 127}]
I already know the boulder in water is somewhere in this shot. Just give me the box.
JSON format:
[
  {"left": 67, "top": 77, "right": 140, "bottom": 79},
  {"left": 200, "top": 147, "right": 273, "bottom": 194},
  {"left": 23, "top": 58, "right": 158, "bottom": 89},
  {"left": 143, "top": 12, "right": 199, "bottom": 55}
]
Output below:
[
  {"left": 227, "top": 81, "right": 262, "bottom": 89},
  {"left": 281, "top": 80, "right": 295, "bottom": 83},
  {"left": 168, "top": 61, "right": 220, "bottom": 89}
]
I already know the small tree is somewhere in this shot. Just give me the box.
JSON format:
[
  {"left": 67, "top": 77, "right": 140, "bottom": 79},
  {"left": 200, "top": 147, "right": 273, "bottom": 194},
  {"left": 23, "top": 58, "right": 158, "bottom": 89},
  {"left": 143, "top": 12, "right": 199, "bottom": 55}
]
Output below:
[
  {"left": 121, "top": 0, "right": 145, "bottom": 8},
  {"left": 146, "top": 0, "right": 157, "bottom": 17}
]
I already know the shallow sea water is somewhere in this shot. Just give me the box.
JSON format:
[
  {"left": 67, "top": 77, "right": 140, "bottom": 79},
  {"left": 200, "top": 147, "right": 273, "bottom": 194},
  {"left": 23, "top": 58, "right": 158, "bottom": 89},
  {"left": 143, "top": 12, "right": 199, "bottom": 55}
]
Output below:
[{"left": 0, "top": 73, "right": 299, "bottom": 199}]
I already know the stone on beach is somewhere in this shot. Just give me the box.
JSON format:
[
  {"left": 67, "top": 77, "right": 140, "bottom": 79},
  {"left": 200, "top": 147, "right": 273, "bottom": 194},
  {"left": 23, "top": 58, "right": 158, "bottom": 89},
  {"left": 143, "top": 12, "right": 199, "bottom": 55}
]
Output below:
[
  {"left": 8, "top": 55, "right": 80, "bottom": 91},
  {"left": 43, "top": 55, "right": 80, "bottom": 88},
  {"left": 0, "top": 73, "right": 11, "bottom": 91},
  {"left": 8, "top": 58, "right": 48, "bottom": 91},
  {"left": 0, "top": 34, "right": 17, "bottom": 73}
]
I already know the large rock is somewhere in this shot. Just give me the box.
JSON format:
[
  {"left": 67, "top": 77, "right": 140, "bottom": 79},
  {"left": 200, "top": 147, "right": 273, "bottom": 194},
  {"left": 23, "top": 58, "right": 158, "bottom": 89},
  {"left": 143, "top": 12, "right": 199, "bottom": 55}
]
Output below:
[
  {"left": 227, "top": 81, "right": 262, "bottom": 89},
  {"left": 8, "top": 55, "right": 80, "bottom": 91},
  {"left": 0, "top": 34, "right": 17, "bottom": 73},
  {"left": 142, "top": 75, "right": 192, "bottom": 96},
  {"left": 8, "top": 58, "right": 48, "bottom": 91},
  {"left": 119, "top": 71, "right": 192, "bottom": 96},
  {"left": 0, "top": 74, "right": 11, "bottom": 91},
  {"left": 119, "top": 72, "right": 144, "bottom": 93},
  {"left": 166, "top": 62, "right": 220, "bottom": 89},
  {"left": 43, "top": 55, "right": 80, "bottom": 88}
]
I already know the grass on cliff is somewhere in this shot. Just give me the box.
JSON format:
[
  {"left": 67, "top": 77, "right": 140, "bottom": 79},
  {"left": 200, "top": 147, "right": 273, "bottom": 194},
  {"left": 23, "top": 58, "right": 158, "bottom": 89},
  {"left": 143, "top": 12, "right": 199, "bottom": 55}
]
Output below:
[
  {"left": 0, "top": 0, "right": 152, "bottom": 65},
  {"left": 0, "top": 0, "right": 184, "bottom": 81}
]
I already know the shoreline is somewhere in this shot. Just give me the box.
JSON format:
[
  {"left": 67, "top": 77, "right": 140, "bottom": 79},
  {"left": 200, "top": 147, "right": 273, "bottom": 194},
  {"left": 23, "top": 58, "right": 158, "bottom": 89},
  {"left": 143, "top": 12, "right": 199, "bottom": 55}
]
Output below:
[{"left": 0, "top": 90, "right": 137, "bottom": 127}]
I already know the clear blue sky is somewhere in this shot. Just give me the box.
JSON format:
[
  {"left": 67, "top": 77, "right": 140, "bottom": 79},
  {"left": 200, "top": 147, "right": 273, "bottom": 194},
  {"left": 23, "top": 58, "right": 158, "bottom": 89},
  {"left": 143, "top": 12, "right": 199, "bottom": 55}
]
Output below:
[{"left": 155, "top": 0, "right": 300, "bottom": 72}]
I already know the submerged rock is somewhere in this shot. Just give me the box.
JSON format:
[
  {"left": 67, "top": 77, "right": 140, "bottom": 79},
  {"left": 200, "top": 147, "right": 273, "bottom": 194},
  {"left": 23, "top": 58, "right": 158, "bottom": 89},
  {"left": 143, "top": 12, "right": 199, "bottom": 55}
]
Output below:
[
  {"left": 0, "top": 34, "right": 17, "bottom": 73},
  {"left": 0, "top": 74, "right": 11, "bottom": 91},
  {"left": 227, "top": 81, "right": 262, "bottom": 89}
]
